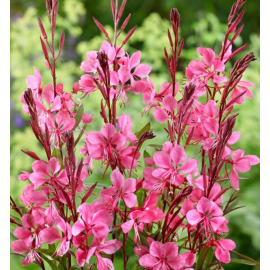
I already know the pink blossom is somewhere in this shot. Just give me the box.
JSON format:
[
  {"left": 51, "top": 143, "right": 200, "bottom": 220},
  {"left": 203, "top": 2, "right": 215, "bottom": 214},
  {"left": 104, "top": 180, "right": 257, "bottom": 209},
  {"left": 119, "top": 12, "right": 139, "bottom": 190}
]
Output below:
[
  {"left": 139, "top": 241, "right": 185, "bottom": 270},
  {"left": 189, "top": 183, "right": 223, "bottom": 205},
  {"left": 229, "top": 80, "right": 255, "bottom": 105},
  {"left": 213, "top": 239, "right": 236, "bottom": 263},
  {"left": 35, "top": 83, "right": 61, "bottom": 121},
  {"left": 118, "top": 146, "right": 140, "bottom": 169},
  {"left": 82, "top": 113, "right": 93, "bottom": 124},
  {"left": 72, "top": 202, "right": 113, "bottom": 240},
  {"left": 186, "top": 197, "right": 226, "bottom": 236},
  {"left": 100, "top": 40, "right": 125, "bottom": 65},
  {"left": 86, "top": 123, "right": 127, "bottom": 160},
  {"left": 79, "top": 74, "right": 96, "bottom": 93},
  {"left": 75, "top": 238, "right": 122, "bottom": 268},
  {"left": 153, "top": 96, "right": 177, "bottom": 123},
  {"left": 188, "top": 100, "right": 219, "bottom": 142},
  {"left": 100, "top": 169, "right": 137, "bottom": 208},
  {"left": 29, "top": 157, "right": 68, "bottom": 189},
  {"left": 122, "top": 51, "right": 152, "bottom": 80},
  {"left": 10, "top": 242, "right": 40, "bottom": 266},
  {"left": 150, "top": 142, "right": 197, "bottom": 186},
  {"left": 118, "top": 113, "right": 137, "bottom": 142},
  {"left": 186, "top": 48, "right": 227, "bottom": 84},
  {"left": 40, "top": 214, "right": 72, "bottom": 256},
  {"left": 26, "top": 67, "right": 42, "bottom": 92},
  {"left": 11, "top": 213, "right": 45, "bottom": 264},
  {"left": 229, "top": 149, "right": 260, "bottom": 190},
  {"left": 18, "top": 171, "right": 30, "bottom": 181},
  {"left": 46, "top": 111, "right": 75, "bottom": 146},
  {"left": 122, "top": 194, "right": 164, "bottom": 241},
  {"left": 19, "top": 184, "right": 47, "bottom": 208},
  {"left": 80, "top": 51, "right": 98, "bottom": 72}
]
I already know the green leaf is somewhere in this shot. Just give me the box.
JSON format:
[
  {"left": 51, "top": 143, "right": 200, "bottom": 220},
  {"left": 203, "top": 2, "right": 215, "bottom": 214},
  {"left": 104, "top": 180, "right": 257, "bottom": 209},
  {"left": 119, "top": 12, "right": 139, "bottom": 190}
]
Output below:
[
  {"left": 10, "top": 228, "right": 16, "bottom": 241},
  {"left": 136, "top": 189, "right": 146, "bottom": 207},
  {"left": 52, "top": 148, "right": 63, "bottom": 168},
  {"left": 68, "top": 266, "right": 81, "bottom": 270},
  {"left": 203, "top": 247, "right": 214, "bottom": 270},
  {"left": 42, "top": 255, "right": 59, "bottom": 270},
  {"left": 72, "top": 105, "right": 84, "bottom": 131},
  {"left": 48, "top": 244, "right": 56, "bottom": 253},
  {"left": 35, "top": 248, "right": 54, "bottom": 256},
  {"left": 230, "top": 258, "right": 258, "bottom": 266},
  {"left": 131, "top": 263, "right": 138, "bottom": 270},
  {"left": 148, "top": 144, "right": 162, "bottom": 151},
  {"left": 135, "top": 123, "right": 151, "bottom": 138},
  {"left": 231, "top": 251, "right": 260, "bottom": 268},
  {"left": 10, "top": 214, "right": 22, "bottom": 225},
  {"left": 143, "top": 150, "right": 151, "bottom": 159},
  {"left": 176, "top": 235, "right": 188, "bottom": 243},
  {"left": 196, "top": 246, "right": 208, "bottom": 270}
]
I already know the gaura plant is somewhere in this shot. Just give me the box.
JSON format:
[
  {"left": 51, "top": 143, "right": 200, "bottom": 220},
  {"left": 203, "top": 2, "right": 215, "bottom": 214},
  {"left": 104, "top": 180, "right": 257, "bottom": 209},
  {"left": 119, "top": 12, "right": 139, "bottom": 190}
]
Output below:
[{"left": 10, "top": 0, "right": 260, "bottom": 269}]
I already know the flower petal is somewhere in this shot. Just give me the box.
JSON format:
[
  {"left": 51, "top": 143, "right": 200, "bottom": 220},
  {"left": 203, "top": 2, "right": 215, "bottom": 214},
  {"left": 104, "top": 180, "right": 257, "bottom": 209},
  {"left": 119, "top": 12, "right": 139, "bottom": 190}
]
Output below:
[
  {"left": 40, "top": 227, "right": 62, "bottom": 244},
  {"left": 180, "top": 159, "right": 197, "bottom": 174},
  {"left": 133, "top": 64, "right": 151, "bottom": 78},
  {"left": 186, "top": 209, "right": 202, "bottom": 225},
  {"left": 11, "top": 240, "right": 29, "bottom": 254},
  {"left": 153, "top": 108, "right": 169, "bottom": 123}
]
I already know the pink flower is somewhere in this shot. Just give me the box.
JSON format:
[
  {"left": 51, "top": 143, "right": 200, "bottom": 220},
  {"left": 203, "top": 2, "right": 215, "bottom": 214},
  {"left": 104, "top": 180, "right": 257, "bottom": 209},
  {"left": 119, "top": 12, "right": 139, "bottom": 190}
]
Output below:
[
  {"left": 134, "top": 237, "right": 153, "bottom": 258},
  {"left": 29, "top": 157, "right": 68, "bottom": 189},
  {"left": 86, "top": 123, "right": 127, "bottom": 160},
  {"left": 80, "top": 41, "right": 125, "bottom": 73},
  {"left": 186, "top": 48, "right": 227, "bottom": 84},
  {"left": 118, "top": 146, "right": 140, "bottom": 170},
  {"left": 189, "top": 183, "right": 223, "bottom": 205},
  {"left": 11, "top": 214, "right": 45, "bottom": 264},
  {"left": 72, "top": 202, "right": 113, "bottom": 240},
  {"left": 186, "top": 197, "right": 226, "bottom": 236},
  {"left": 79, "top": 74, "right": 96, "bottom": 93},
  {"left": 21, "top": 68, "right": 42, "bottom": 114},
  {"left": 82, "top": 113, "right": 93, "bottom": 124},
  {"left": 18, "top": 171, "right": 30, "bottom": 181},
  {"left": 55, "top": 83, "right": 74, "bottom": 111},
  {"left": 26, "top": 67, "right": 42, "bottom": 92},
  {"left": 100, "top": 41, "right": 125, "bottom": 65},
  {"left": 100, "top": 169, "right": 137, "bottom": 208},
  {"left": 19, "top": 184, "right": 47, "bottom": 208},
  {"left": 188, "top": 100, "right": 219, "bottom": 142},
  {"left": 153, "top": 96, "right": 177, "bottom": 123},
  {"left": 118, "top": 113, "right": 137, "bottom": 142},
  {"left": 122, "top": 194, "right": 164, "bottom": 241},
  {"left": 213, "top": 239, "right": 236, "bottom": 263},
  {"left": 40, "top": 214, "right": 72, "bottom": 256},
  {"left": 93, "top": 239, "right": 122, "bottom": 270},
  {"left": 10, "top": 242, "right": 39, "bottom": 266},
  {"left": 75, "top": 238, "right": 122, "bottom": 268},
  {"left": 122, "top": 51, "right": 152, "bottom": 80},
  {"left": 229, "top": 150, "right": 260, "bottom": 190},
  {"left": 80, "top": 51, "right": 98, "bottom": 72},
  {"left": 135, "top": 76, "right": 157, "bottom": 105},
  {"left": 229, "top": 81, "right": 254, "bottom": 105},
  {"left": 139, "top": 241, "right": 185, "bottom": 270},
  {"left": 46, "top": 111, "right": 75, "bottom": 146},
  {"left": 110, "top": 68, "right": 131, "bottom": 102},
  {"left": 36, "top": 83, "right": 61, "bottom": 115},
  {"left": 151, "top": 142, "right": 197, "bottom": 186}
]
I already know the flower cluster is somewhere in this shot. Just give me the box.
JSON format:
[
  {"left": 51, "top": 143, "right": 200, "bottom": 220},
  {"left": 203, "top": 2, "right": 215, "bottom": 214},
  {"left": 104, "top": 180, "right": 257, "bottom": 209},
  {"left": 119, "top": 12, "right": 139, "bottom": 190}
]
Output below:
[{"left": 11, "top": 0, "right": 260, "bottom": 269}]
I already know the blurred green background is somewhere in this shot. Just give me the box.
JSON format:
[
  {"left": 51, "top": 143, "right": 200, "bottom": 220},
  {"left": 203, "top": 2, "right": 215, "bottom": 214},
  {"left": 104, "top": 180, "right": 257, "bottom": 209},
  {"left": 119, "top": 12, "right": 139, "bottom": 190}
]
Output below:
[{"left": 10, "top": 0, "right": 260, "bottom": 269}]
